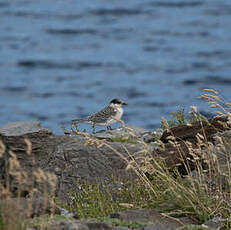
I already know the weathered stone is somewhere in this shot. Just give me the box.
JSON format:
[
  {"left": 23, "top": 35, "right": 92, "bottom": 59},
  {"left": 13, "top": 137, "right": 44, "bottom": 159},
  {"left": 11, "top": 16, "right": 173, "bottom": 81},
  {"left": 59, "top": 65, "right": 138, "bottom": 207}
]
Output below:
[
  {"left": 144, "top": 223, "right": 176, "bottom": 230},
  {"left": 0, "top": 121, "right": 52, "bottom": 137},
  {"left": 160, "top": 116, "right": 231, "bottom": 144},
  {"left": 0, "top": 121, "right": 59, "bottom": 197},
  {"left": 112, "top": 227, "right": 131, "bottom": 230},
  {"left": 177, "top": 225, "right": 211, "bottom": 230},
  {"left": 110, "top": 209, "right": 195, "bottom": 229},
  {"left": 52, "top": 136, "right": 143, "bottom": 202},
  {"left": 49, "top": 220, "right": 90, "bottom": 230},
  {"left": 152, "top": 141, "right": 208, "bottom": 175},
  {"left": 92, "top": 125, "right": 160, "bottom": 144},
  {"left": 202, "top": 217, "right": 225, "bottom": 229},
  {"left": 0, "top": 121, "right": 143, "bottom": 202},
  {"left": 48, "top": 221, "right": 112, "bottom": 230},
  {"left": 154, "top": 116, "right": 231, "bottom": 175}
]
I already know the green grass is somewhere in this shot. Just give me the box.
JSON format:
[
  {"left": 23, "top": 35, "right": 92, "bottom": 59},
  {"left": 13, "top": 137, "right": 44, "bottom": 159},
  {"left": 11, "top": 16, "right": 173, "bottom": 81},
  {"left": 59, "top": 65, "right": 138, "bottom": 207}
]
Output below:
[
  {"left": 61, "top": 156, "right": 231, "bottom": 224},
  {"left": 2, "top": 88, "right": 231, "bottom": 229},
  {"left": 110, "top": 136, "right": 138, "bottom": 144},
  {"left": 89, "top": 217, "right": 150, "bottom": 229},
  {"left": 161, "top": 109, "right": 187, "bottom": 129},
  {"left": 63, "top": 178, "right": 155, "bottom": 219},
  {"left": 161, "top": 108, "right": 205, "bottom": 129}
]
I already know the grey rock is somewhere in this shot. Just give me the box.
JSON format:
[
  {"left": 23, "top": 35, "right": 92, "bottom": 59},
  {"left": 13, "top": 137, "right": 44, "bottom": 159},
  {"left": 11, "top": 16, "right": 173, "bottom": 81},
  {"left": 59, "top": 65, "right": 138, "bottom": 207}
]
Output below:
[
  {"left": 0, "top": 121, "right": 143, "bottom": 202},
  {"left": 142, "top": 133, "right": 156, "bottom": 143},
  {"left": 86, "top": 222, "right": 112, "bottom": 230},
  {"left": 202, "top": 217, "right": 226, "bottom": 229},
  {"left": 112, "top": 227, "right": 131, "bottom": 230},
  {"left": 110, "top": 209, "right": 195, "bottom": 229},
  {"left": 49, "top": 221, "right": 90, "bottom": 230},
  {"left": 92, "top": 126, "right": 141, "bottom": 142},
  {"left": 92, "top": 126, "right": 161, "bottom": 144},
  {"left": 0, "top": 121, "right": 52, "bottom": 136},
  {"left": 177, "top": 225, "right": 211, "bottom": 230},
  {"left": 54, "top": 136, "right": 143, "bottom": 202},
  {"left": 48, "top": 221, "right": 112, "bottom": 230},
  {"left": 58, "top": 206, "right": 75, "bottom": 218},
  {"left": 145, "top": 223, "right": 176, "bottom": 230},
  {"left": 0, "top": 121, "right": 58, "bottom": 197}
]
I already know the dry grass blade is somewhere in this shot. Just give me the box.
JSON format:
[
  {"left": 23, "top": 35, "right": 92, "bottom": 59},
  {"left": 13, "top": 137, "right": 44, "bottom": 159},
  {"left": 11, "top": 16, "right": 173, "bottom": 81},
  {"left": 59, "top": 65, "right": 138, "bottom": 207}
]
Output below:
[
  {"left": 0, "top": 140, "right": 57, "bottom": 230},
  {"left": 24, "top": 138, "right": 32, "bottom": 156},
  {"left": 0, "top": 140, "right": 5, "bottom": 157},
  {"left": 203, "top": 89, "right": 218, "bottom": 95}
]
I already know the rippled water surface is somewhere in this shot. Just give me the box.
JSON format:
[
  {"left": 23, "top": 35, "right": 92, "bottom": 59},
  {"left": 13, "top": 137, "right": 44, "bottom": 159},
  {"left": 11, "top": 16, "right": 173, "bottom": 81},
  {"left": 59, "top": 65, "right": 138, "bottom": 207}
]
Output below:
[{"left": 1, "top": 0, "right": 231, "bottom": 133}]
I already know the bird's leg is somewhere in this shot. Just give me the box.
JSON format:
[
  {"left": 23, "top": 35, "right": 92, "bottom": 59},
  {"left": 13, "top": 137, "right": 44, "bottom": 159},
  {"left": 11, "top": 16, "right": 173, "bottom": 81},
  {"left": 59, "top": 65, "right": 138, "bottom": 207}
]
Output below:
[
  {"left": 107, "top": 126, "right": 112, "bottom": 130},
  {"left": 92, "top": 123, "right": 96, "bottom": 134}
]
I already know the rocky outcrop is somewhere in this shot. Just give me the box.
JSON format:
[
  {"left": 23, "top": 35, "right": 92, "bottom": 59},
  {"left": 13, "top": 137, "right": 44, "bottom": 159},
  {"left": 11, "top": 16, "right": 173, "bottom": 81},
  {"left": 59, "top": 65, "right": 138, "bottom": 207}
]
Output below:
[
  {"left": 109, "top": 209, "right": 194, "bottom": 229},
  {"left": 1, "top": 117, "right": 231, "bottom": 199},
  {"left": 0, "top": 121, "right": 143, "bottom": 202},
  {"left": 1, "top": 119, "right": 230, "bottom": 230},
  {"left": 160, "top": 115, "right": 231, "bottom": 144},
  {"left": 38, "top": 209, "right": 196, "bottom": 230},
  {"left": 153, "top": 116, "right": 231, "bottom": 175}
]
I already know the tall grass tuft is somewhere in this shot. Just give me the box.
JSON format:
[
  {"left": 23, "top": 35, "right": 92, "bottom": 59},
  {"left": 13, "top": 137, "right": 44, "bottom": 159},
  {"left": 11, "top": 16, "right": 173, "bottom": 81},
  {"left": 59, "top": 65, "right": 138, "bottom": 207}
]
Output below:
[
  {"left": 68, "top": 89, "right": 231, "bottom": 227},
  {"left": 0, "top": 139, "right": 57, "bottom": 230}
]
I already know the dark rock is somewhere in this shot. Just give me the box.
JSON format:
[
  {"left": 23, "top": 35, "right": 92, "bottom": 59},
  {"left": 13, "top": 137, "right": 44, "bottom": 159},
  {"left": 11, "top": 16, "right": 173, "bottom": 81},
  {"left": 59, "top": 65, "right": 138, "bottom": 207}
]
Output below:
[
  {"left": 0, "top": 121, "right": 51, "bottom": 136},
  {"left": 53, "top": 136, "right": 143, "bottom": 202},
  {"left": 109, "top": 209, "right": 195, "bottom": 230},
  {"left": 144, "top": 223, "right": 175, "bottom": 230},
  {"left": 112, "top": 227, "right": 131, "bottom": 230},
  {"left": 58, "top": 206, "right": 76, "bottom": 218},
  {"left": 202, "top": 217, "right": 226, "bottom": 229},
  {"left": 49, "top": 220, "right": 90, "bottom": 230},
  {"left": 160, "top": 116, "right": 231, "bottom": 144},
  {"left": 155, "top": 116, "right": 231, "bottom": 175},
  {"left": 0, "top": 121, "right": 58, "bottom": 197},
  {"left": 1, "top": 117, "right": 230, "bottom": 203},
  {"left": 153, "top": 141, "right": 207, "bottom": 176},
  {"left": 86, "top": 222, "right": 112, "bottom": 230},
  {"left": 48, "top": 220, "right": 112, "bottom": 230},
  {"left": 110, "top": 213, "right": 121, "bottom": 219},
  {"left": 0, "top": 121, "right": 143, "bottom": 202}
]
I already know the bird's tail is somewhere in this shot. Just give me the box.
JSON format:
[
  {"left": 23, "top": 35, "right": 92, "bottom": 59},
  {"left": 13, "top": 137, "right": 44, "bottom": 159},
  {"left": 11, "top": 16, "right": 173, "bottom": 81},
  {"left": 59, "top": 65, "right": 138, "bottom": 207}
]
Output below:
[{"left": 72, "top": 118, "right": 89, "bottom": 123}]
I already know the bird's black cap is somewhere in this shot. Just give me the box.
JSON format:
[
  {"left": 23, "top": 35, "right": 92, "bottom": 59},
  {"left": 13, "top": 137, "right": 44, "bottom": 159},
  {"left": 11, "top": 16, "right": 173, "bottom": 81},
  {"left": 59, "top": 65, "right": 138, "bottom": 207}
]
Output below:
[{"left": 110, "top": 98, "right": 127, "bottom": 105}]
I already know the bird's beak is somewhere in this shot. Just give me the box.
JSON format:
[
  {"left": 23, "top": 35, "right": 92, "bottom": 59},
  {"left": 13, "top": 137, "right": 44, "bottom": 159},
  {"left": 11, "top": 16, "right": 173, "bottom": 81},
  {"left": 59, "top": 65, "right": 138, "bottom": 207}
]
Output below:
[{"left": 122, "top": 102, "right": 128, "bottom": 106}]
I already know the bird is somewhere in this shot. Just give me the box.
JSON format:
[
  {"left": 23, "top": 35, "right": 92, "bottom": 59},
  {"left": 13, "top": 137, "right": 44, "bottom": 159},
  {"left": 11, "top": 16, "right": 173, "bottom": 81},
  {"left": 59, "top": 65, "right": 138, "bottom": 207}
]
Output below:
[{"left": 72, "top": 98, "right": 127, "bottom": 131}]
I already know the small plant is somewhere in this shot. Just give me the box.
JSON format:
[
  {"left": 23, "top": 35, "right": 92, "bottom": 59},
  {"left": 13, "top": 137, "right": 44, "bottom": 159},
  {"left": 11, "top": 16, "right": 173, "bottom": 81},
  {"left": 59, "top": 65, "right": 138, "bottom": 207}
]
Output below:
[
  {"left": 162, "top": 109, "right": 187, "bottom": 129},
  {"left": 64, "top": 178, "right": 154, "bottom": 219},
  {"left": 111, "top": 136, "right": 138, "bottom": 144},
  {"left": 171, "top": 109, "right": 187, "bottom": 125}
]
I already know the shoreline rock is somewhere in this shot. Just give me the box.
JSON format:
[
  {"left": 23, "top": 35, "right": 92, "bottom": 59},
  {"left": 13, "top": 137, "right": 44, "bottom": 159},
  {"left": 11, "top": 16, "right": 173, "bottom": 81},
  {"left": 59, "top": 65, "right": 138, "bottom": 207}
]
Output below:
[{"left": 0, "top": 119, "right": 230, "bottom": 230}]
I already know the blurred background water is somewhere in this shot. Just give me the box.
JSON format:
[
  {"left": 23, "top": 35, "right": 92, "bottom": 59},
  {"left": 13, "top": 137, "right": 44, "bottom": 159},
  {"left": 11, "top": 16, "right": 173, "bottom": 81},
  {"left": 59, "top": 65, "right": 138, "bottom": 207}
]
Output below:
[{"left": 0, "top": 0, "right": 231, "bottom": 133}]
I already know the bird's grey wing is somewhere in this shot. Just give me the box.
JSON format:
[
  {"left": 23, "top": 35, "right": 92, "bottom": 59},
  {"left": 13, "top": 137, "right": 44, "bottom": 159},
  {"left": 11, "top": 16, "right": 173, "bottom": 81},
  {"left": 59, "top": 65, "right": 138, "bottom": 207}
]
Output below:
[{"left": 88, "top": 106, "right": 117, "bottom": 123}]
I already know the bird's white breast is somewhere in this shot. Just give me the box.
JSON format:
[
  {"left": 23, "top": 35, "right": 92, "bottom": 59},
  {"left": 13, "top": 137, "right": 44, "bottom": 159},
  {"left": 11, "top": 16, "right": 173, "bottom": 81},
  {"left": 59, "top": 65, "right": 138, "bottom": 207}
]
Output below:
[
  {"left": 106, "top": 107, "right": 123, "bottom": 126},
  {"left": 115, "top": 107, "right": 123, "bottom": 120}
]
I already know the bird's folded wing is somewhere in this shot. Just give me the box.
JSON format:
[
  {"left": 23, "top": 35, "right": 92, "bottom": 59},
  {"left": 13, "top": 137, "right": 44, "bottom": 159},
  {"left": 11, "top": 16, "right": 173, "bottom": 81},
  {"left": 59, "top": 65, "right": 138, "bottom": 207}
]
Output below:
[{"left": 88, "top": 107, "right": 117, "bottom": 123}]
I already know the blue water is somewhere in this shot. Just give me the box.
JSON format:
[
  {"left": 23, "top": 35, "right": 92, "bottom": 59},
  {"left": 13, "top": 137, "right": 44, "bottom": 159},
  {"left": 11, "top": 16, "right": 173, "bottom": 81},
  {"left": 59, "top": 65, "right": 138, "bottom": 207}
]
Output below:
[{"left": 1, "top": 0, "right": 231, "bottom": 133}]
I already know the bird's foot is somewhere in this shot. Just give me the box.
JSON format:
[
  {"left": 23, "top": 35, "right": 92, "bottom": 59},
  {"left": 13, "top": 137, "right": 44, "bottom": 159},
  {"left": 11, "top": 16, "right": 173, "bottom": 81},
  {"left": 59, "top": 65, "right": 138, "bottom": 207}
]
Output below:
[
  {"left": 92, "top": 123, "right": 96, "bottom": 134},
  {"left": 107, "top": 126, "right": 112, "bottom": 130}
]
